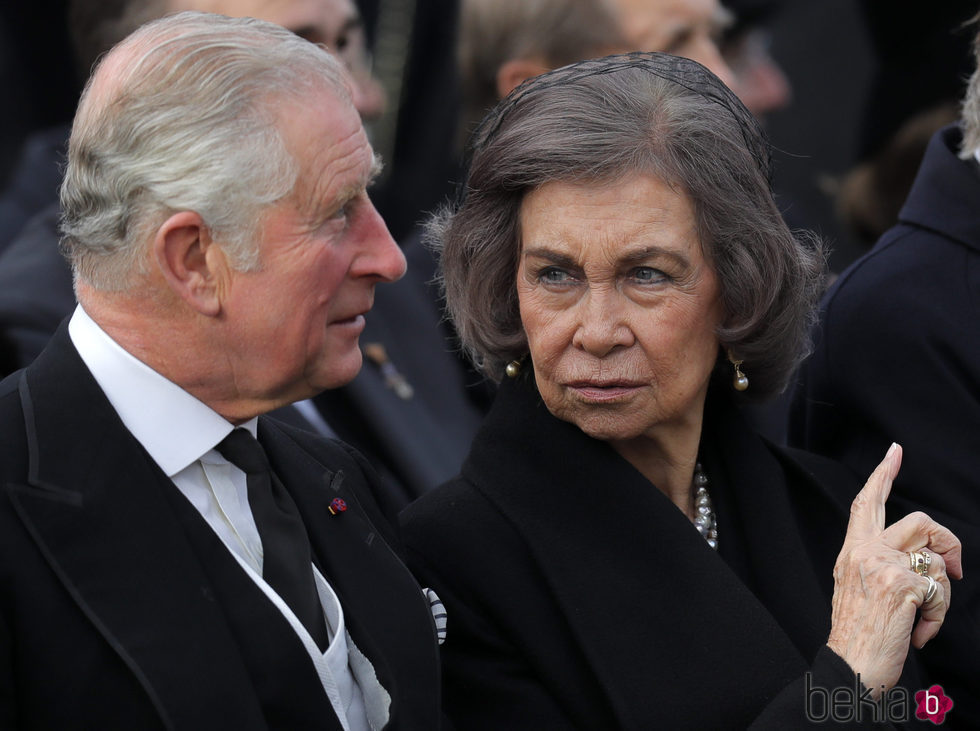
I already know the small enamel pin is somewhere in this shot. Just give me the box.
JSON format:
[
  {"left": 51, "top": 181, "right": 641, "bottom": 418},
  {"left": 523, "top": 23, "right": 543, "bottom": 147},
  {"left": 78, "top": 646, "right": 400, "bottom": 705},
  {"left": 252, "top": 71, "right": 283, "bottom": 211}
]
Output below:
[{"left": 328, "top": 497, "right": 348, "bottom": 515}]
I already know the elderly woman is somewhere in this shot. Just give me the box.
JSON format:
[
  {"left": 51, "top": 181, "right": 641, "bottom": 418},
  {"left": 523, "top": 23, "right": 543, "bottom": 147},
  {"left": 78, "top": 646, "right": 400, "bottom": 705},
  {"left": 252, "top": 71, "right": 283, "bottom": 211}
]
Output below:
[{"left": 400, "top": 53, "right": 961, "bottom": 728}]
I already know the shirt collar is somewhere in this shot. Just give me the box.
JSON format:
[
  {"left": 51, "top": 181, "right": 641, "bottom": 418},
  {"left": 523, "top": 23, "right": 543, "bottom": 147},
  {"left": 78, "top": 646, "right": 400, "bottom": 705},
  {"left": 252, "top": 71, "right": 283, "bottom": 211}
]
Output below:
[{"left": 68, "top": 304, "right": 257, "bottom": 476}]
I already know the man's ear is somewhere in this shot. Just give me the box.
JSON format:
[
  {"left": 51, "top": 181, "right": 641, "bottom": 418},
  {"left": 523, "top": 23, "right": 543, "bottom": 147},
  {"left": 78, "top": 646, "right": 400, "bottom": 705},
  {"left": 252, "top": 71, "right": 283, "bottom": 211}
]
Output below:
[
  {"left": 152, "top": 211, "right": 228, "bottom": 317},
  {"left": 496, "top": 57, "right": 551, "bottom": 99}
]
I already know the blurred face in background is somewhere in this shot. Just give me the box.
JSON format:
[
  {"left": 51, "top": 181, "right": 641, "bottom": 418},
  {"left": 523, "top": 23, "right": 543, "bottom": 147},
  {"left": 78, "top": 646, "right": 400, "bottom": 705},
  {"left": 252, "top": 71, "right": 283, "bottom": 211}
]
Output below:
[
  {"left": 608, "top": 0, "right": 735, "bottom": 88},
  {"left": 173, "top": 0, "right": 386, "bottom": 120},
  {"left": 721, "top": 26, "right": 791, "bottom": 121}
]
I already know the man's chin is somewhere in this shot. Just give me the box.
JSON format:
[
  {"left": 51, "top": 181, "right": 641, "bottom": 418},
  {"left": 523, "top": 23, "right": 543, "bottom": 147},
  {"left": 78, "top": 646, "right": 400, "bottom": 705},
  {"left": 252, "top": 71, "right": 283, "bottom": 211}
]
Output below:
[{"left": 308, "top": 351, "right": 364, "bottom": 394}]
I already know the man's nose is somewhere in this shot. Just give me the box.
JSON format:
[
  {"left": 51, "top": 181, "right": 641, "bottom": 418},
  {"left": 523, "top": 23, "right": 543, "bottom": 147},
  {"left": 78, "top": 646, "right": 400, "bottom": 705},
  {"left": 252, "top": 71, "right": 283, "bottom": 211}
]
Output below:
[{"left": 354, "top": 202, "right": 406, "bottom": 282}]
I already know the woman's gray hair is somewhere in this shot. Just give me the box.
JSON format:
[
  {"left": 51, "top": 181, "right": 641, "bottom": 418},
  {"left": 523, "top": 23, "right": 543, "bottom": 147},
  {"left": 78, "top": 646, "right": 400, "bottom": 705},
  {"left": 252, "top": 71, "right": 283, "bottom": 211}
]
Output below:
[
  {"left": 61, "top": 11, "right": 350, "bottom": 291},
  {"left": 431, "top": 52, "right": 826, "bottom": 399}
]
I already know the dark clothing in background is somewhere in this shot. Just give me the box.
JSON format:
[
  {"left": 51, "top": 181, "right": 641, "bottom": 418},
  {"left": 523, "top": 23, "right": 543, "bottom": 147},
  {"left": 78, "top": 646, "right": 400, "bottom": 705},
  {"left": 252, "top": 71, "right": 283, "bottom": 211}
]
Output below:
[
  {"left": 790, "top": 124, "right": 980, "bottom": 725},
  {"left": 0, "top": 204, "right": 73, "bottom": 369},
  {"left": 0, "top": 126, "right": 68, "bottom": 256},
  {"left": 359, "top": 0, "right": 462, "bottom": 242}
]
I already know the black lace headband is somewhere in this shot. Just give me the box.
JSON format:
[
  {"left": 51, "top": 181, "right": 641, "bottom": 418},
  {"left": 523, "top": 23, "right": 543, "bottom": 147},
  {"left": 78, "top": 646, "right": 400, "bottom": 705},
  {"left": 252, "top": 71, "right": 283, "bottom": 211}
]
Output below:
[{"left": 456, "top": 51, "right": 772, "bottom": 206}]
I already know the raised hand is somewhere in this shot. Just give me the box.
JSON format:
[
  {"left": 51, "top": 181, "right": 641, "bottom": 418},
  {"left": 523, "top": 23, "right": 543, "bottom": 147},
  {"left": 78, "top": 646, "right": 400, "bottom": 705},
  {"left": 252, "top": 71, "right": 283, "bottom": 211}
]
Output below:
[{"left": 826, "top": 443, "right": 962, "bottom": 696}]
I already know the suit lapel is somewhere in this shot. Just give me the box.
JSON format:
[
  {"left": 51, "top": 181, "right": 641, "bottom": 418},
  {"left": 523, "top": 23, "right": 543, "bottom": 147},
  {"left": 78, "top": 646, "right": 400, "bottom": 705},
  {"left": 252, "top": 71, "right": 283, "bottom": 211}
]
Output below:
[
  {"left": 260, "top": 419, "right": 442, "bottom": 728},
  {"left": 8, "top": 329, "right": 268, "bottom": 729},
  {"left": 464, "top": 377, "right": 831, "bottom": 728}
]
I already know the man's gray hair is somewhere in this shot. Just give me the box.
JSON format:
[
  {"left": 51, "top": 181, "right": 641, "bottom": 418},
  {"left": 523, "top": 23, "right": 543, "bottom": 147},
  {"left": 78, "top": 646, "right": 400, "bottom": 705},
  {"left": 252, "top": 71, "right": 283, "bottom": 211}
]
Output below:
[
  {"left": 431, "top": 52, "right": 826, "bottom": 399},
  {"left": 959, "top": 11, "right": 980, "bottom": 158},
  {"left": 61, "top": 11, "right": 351, "bottom": 290}
]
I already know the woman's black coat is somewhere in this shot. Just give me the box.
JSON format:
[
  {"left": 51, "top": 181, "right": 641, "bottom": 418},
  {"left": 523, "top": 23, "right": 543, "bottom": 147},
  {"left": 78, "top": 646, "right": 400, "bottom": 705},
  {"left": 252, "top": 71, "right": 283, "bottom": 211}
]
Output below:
[{"left": 402, "top": 375, "right": 921, "bottom": 729}]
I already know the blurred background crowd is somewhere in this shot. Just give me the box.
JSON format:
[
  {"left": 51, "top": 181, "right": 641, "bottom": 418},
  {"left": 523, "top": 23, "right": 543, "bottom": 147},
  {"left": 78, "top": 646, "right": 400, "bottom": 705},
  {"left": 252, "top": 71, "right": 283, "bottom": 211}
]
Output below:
[
  {"left": 1, "top": 0, "right": 978, "bottom": 497},
  {"left": 1, "top": 0, "right": 977, "bottom": 273}
]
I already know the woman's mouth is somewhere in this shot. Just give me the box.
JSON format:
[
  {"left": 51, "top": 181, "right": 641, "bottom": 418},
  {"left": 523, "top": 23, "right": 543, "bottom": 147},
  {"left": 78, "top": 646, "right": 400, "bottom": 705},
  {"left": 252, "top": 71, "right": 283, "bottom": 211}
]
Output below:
[{"left": 565, "top": 380, "right": 645, "bottom": 402}]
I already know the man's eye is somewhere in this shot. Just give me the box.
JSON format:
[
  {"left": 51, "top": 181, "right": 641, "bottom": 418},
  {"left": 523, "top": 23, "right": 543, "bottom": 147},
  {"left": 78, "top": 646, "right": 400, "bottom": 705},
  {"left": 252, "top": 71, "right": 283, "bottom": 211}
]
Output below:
[{"left": 319, "top": 201, "right": 353, "bottom": 229}]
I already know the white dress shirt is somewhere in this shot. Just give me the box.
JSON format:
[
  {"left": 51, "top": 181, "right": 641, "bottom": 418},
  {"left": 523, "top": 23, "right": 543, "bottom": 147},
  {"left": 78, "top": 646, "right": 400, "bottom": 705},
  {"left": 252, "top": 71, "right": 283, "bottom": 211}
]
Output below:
[{"left": 68, "top": 305, "right": 388, "bottom": 730}]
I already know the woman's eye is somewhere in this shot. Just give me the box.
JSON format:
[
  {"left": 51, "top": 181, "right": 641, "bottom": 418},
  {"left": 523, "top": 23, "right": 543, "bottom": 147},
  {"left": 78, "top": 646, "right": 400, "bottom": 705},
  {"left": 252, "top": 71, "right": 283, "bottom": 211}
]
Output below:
[
  {"left": 539, "top": 267, "right": 574, "bottom": 284},
  {"left": 630, "top": 266, "right": 668, "bottom": 284}
]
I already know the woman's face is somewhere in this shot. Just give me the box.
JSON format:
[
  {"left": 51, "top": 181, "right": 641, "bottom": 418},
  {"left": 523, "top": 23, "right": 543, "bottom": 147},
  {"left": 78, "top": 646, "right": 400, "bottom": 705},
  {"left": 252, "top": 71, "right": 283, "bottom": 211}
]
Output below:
[{"left": 516, "top": 174, "right": 724, "bottom": 446}]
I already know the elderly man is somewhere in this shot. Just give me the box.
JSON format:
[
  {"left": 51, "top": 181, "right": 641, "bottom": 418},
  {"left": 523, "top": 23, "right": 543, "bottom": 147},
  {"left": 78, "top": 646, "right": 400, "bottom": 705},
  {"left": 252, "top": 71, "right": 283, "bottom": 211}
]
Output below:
[
  {"left": 0, "top": 0, "right": 486, "bottom": 504},
  {"left": 0, "top": 12, "right": 441, "bottom": 729}
]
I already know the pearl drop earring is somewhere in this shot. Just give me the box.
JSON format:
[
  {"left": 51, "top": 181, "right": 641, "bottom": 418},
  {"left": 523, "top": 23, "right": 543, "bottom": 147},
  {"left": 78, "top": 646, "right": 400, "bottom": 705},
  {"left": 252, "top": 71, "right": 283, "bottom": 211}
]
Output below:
[{"left": 728, "top": 351, "right": 749, "bottom": 392}]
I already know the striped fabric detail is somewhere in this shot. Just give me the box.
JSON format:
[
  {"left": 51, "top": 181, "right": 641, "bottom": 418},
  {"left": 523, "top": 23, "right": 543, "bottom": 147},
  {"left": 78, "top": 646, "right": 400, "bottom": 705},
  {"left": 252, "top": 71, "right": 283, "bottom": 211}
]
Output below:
[{"left": 424, "top": 588, "right": 447, "bottom": 645}]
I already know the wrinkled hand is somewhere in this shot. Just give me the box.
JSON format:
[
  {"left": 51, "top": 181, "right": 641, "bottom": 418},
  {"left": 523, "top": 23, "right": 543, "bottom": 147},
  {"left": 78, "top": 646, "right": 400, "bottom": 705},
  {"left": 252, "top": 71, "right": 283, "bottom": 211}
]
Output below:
[{"left": 826, "top": 443, "right": 962, "bottom": 696}]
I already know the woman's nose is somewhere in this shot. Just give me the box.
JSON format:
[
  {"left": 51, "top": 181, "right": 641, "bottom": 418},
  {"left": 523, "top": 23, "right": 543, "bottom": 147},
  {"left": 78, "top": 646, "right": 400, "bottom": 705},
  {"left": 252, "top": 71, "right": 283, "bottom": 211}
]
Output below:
[{"left": 571, "top": 288, "right": 635, "bottom": 356}]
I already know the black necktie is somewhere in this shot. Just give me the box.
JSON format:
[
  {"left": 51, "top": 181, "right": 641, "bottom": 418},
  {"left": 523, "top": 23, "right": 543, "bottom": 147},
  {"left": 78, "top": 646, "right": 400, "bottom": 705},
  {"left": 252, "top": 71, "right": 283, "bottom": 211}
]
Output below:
[{"left": 216, "top": 428, "right": 329, "bottom": 651}]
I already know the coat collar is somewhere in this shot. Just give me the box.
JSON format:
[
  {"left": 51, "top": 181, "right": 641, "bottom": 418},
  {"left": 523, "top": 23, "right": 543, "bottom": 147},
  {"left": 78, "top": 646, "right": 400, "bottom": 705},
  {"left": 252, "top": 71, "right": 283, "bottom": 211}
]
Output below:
[
  {"left": 460, "top": 375, "right": 842, "bottom": 727},
  {"left": 898, "top": 124, "right": 980, "bottom": 252}
]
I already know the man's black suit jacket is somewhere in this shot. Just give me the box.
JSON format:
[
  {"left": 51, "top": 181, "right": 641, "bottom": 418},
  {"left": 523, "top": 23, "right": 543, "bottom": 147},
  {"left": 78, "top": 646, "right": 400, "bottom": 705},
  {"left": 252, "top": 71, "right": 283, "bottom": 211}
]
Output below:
[{"left": 0, "top": 327, "right": 441, "bottom": 729}]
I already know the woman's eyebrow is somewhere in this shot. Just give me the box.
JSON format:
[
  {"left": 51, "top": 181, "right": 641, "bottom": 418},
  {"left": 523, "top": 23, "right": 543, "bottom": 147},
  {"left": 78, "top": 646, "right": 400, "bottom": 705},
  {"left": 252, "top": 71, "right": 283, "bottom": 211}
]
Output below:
[
  {"left": 619, "top": 246, "right": 690, "bottom": 269},
  {"left": 522, "top": 245, "right": 692, "bottom": 271},
  {"left": 521, "top": 247, "right": 579, "bottom": 269}
]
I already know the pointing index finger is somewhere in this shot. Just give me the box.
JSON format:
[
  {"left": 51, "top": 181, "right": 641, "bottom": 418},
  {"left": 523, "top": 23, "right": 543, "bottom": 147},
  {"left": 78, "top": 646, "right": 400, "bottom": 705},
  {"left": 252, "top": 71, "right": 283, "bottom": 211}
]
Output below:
[{"left": 846, "top": 443, "right": 902, "bottom": 541}]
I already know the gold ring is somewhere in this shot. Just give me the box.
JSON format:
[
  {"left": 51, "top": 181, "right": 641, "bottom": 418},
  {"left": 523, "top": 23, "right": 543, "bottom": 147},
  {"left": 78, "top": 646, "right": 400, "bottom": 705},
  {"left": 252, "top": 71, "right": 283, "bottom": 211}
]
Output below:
[{"left": 908, "top": 550, "right": 931, "bottom": 576}]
